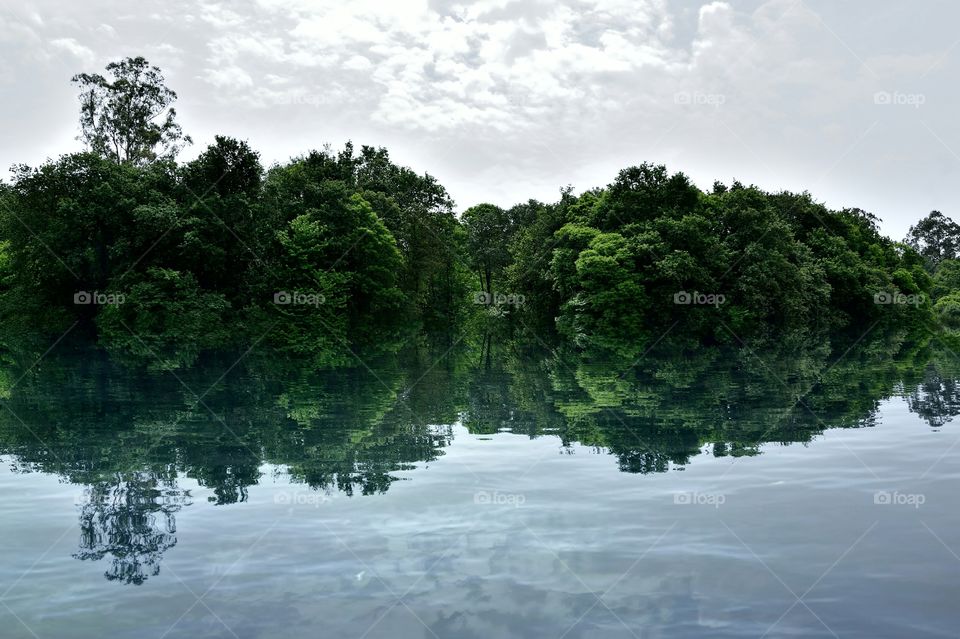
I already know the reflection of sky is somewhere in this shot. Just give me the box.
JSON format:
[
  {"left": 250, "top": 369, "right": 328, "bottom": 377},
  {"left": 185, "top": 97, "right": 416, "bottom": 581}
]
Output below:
[{"left": 1, "top": 404, "right": 959, "bottom": 638}]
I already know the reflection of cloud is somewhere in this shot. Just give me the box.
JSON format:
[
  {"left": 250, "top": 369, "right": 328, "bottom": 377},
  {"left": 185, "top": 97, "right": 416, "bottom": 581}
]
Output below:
[{"left": 300, "top": 518, "right": 710, "bottom": 637}]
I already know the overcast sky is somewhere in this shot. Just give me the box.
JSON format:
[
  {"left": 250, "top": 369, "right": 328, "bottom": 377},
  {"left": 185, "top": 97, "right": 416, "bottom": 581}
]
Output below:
[{"left": 1, "top": 0, "right": 958, "bottom": 239}]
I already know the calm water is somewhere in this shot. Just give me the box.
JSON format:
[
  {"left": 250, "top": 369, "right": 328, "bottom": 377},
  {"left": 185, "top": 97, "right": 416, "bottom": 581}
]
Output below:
[{"left": 0, "top": 340, "right": 959, "bottom": 638}]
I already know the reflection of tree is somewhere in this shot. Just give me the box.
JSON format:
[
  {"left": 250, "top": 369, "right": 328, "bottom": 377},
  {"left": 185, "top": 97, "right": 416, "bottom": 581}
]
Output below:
[
  {"left": 73, "top": 471, "right": 190, "bottom": 585},
  {"left": 905, "top": 365, "right": 960, "bottom": 427},
  {"left": 0, "top": 331, "right": 954, "bottom": 585},
  {"left": 460, "top": 332, "right": 943, "bottom": 473},
  {"left": 0, "top": 344, "right": 461, "bottom": 583},
  {"left": 259, "top": 357, "right": 454, "bottom": 495}
]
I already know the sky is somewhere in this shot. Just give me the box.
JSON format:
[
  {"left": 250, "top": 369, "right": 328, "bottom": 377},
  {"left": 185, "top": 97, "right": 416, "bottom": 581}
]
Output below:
[{"left": 1, "top": 0, "right": 958, "bottom": 240}]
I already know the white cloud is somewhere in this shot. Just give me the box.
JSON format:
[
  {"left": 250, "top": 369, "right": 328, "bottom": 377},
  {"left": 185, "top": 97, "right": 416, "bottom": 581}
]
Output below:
[
  {"left": 1, "top": 0, "right": 959, "bottom": 239},
  {"left": 202, "top": 64, "right": 254, "bottom": 89},
  {"left": 197, "top": 0, "right": 676, "bottom": 130},
  {"left": 343, "top": 55, "right": 373, "bottom": 71},
  {"left": 48, "top": 37, "right": 95, "bottom": 65}
]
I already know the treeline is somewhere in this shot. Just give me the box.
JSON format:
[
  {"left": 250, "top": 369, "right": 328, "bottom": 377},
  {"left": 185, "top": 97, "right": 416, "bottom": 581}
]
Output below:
[
  {"left": 465, "top": 169, "right": 935, "bottom": 351},
  {"left": 0, "top": 139, "right": 465, "bottom": 359},
  {"left": 0, "top": 56, "right": 954, "bottom": 358}
]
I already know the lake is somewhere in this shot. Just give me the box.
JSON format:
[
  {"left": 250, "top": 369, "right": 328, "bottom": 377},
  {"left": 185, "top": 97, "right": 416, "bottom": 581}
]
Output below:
[{"left": 0, "top": 338, "right": 958, "bottom": 638}]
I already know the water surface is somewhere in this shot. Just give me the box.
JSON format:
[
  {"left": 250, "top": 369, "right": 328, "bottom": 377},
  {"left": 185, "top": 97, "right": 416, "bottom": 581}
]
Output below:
[{"left": 0, "top": 342, "right": 958, "bottom": 638}]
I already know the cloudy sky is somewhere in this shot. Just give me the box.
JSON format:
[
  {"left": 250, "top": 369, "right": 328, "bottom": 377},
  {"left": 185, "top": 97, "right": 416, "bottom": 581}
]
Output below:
[{"left": 1, "top": 0, "right": 957, "bottom": 239}]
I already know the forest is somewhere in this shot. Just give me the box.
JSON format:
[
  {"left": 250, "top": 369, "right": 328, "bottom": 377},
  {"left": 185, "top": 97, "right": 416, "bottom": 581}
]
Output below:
[{"left": 2, "top": 57, "right": 959, "bottom": 361}]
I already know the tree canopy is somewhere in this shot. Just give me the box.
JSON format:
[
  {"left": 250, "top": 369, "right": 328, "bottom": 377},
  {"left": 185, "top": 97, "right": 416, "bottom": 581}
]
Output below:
[
  {"left": 0, "top": 56, "right": 956, "bottom": 361},
  {"left": 71, "top": 56, "right": 191, "bottom": 165}
]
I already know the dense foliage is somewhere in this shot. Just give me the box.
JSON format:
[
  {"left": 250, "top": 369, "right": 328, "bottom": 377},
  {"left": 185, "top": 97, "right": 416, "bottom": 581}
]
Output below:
[
  {"left": 465, "top": 170, "right": 939, "bottom": 353},
  {"left": 0, "top": 138, "right": 465, "bottom": 360},
  {"left": 0, "top": 57, "right": 956, "bottom": 360}
]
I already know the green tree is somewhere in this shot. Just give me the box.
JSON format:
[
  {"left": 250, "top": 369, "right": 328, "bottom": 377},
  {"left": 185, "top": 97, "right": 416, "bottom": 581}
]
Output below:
[
  {"left": 0, "top": 153, "right": 165, "bottom": 330},
  {"left": 351, "top": 145, "right": 465, "bottom": 330},
  {"left": 462, "top": 203, "right": 512, "bottom": 294},
  {"left": 177, "top": 136, "right": 263, "bottom": 300},
  {"left": 96, "top": 267, "right": 231, "bottom": 355},
  {"left": 932, "top": 259, "right": 960, "bottom": 300},
  {"left": 72, "top": 56, "right": 191, "bottom": 165},
  {"left": 259, "top": 162, "right": 408, "bottom": 346},
  {"left": 906, "top": 210, "right": 960, "bottom": 271}
]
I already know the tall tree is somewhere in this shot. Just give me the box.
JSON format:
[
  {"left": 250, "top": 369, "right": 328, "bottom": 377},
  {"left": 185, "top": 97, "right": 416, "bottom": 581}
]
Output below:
[
  {"left": 462, "top": 203, "right": 512, "bottom": 294},
  {"left": 72, "top": 56, "right": 191, "bottom": 166},
  {"left": 906, "top": 210, "right": 960, "bottom": 271}
]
